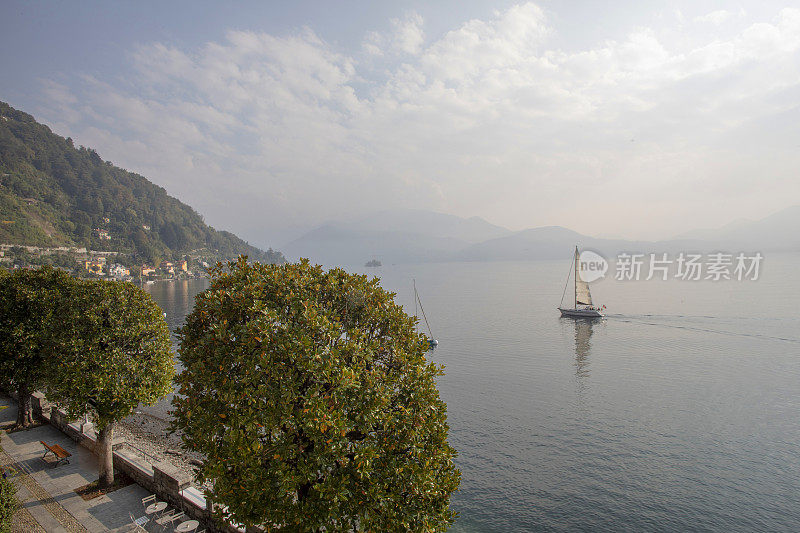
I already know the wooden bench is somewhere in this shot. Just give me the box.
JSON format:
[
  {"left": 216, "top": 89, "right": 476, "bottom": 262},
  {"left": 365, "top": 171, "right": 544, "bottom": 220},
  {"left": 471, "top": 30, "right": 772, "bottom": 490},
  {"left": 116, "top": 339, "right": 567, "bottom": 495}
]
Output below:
[{"left": 40, "top": 441, "right": 71, "bottom": 466}]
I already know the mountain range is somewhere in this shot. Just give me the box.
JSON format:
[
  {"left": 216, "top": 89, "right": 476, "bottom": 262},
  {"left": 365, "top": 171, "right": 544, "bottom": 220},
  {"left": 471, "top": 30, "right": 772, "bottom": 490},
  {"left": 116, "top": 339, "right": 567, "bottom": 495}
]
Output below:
[
  {"left": 675, "top": 206, "right": 800, "bottom": 251},
  {"left": 283, "top": 210, "right": 510, "bottom": 265},
  {"left": 284, "top": 206, "right": 800, "bottom": 265},
  {"left": 0, "top": 101, "right": 283, "bottom": 265},
  {"left": 4, "top": 100, "right": 793, "bottom": 269}
]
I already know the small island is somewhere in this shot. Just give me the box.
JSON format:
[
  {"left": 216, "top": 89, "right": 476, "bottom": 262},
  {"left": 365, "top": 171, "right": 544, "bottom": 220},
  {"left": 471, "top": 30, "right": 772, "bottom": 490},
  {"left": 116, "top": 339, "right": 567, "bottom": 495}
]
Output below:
[{"left": 365, "top": 259, "right": 382, "bottom": 267}]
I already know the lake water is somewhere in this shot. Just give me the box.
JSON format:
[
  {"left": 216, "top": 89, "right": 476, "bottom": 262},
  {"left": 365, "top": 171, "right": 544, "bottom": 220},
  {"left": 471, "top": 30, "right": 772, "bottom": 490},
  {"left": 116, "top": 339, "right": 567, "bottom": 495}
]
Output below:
[{"left": 144, "top": 254, "right": 800, "bottom": 532}]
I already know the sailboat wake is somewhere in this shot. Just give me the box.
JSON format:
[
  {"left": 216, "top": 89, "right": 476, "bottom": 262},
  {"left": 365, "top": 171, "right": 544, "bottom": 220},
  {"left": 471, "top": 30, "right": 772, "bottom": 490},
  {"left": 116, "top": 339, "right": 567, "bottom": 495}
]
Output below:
[{"left": 604, "top": 314, "right": 800, "bottom": 344}]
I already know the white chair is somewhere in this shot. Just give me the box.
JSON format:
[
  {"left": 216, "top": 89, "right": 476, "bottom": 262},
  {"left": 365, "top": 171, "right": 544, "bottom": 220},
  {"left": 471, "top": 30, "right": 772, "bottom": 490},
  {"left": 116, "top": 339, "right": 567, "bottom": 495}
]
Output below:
[
  {"left": 128, "top": 512, "right": 149, "bottom": 532},
  {"left": 159, "top": 511, "right": 186, "bottom": 530},
  {"left": 168, "top": 512, "right": 187, "bottom": 526},
  {"left": 142, "top": 494, "right": 157, "bottom": 507},
  {"left": 155, "top": 509, "right": 177, "bottom": 529}
]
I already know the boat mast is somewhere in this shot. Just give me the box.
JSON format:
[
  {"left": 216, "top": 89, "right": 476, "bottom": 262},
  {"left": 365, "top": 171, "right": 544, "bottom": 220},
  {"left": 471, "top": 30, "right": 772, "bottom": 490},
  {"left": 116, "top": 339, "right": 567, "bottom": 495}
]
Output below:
[
  {"left": 413, "top": 279, "right": 417, "bottom": 332},
  {"left": 574, "top": 246, "right": 578, "bottom": 309},
  {"left": 559, "top": 256, "right": 572, "bottom": 308}
]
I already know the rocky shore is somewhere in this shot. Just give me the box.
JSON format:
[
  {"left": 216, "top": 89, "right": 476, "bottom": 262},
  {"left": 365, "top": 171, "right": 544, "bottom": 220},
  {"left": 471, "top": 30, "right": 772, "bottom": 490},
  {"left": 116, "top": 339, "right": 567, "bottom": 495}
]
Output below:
[{"left": 117, "top": 410, "right": 207, "bottom": 488}]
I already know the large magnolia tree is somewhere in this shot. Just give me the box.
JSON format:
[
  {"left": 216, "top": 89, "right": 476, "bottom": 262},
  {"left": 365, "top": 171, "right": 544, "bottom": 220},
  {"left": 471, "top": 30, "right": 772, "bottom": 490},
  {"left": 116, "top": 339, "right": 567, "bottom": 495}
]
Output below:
[
  {"left": 173, "top": 258, "right": 461, "bottom": 532},
  {"left": 0, "top": 266, "right": 74, "bottom": 428},
  {"left": 47, "top": 279, "right": 174, "bottom": 487}
]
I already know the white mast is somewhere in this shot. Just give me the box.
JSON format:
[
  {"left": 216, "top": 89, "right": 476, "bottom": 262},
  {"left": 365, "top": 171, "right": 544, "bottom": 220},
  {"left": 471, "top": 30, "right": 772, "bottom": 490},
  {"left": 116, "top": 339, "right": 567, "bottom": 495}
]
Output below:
[{"left": 574, "top": 246, "right": 578, "bottom": 308}]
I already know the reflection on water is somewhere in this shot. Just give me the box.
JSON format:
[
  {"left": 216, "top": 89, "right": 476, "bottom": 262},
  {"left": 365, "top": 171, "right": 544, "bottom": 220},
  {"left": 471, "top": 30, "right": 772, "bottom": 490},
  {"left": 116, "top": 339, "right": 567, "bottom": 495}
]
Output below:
[
  {"left": 558, "top": 316, "right": 598, "bottom": 380},
  {"left": 136, "top": 279, "right": 210, "bottom": 422},
  {"left": 572, "top": 318, "right": 594, "bottom": 378},
  {"left": 143, "top": 279, "right": 209, "bottom": 348}
]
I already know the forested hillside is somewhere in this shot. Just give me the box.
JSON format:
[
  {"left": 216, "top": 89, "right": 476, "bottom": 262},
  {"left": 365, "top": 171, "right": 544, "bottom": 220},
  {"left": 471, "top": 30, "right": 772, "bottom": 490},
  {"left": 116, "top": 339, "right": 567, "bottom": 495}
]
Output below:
[{"left": 0, "top": 101, "right": 283, "bottom": 265}]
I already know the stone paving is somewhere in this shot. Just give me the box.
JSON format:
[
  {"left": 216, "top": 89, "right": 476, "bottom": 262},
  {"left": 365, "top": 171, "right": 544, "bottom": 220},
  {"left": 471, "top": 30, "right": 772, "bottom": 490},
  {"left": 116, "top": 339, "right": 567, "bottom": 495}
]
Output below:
[
  {"left": 9, "top": 497, "right": 47, "bottom": 533},
  {"left": 0, "top": 395, "right": 155, "bottom": 532}
]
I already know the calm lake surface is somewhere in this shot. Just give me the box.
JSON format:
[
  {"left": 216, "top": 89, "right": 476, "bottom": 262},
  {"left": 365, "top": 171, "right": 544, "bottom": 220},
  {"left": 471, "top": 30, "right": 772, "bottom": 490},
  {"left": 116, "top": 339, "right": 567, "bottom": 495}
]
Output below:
[{"left": 144, "top": 254, "right": 800, "bottom": 532}]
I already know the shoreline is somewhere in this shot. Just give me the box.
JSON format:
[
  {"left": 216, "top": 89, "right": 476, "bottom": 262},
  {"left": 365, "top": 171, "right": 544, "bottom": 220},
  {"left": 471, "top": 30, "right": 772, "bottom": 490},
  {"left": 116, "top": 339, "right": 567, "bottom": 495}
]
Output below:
[{"left": 118, "top": 410, "right": 206, "bottom": 488}]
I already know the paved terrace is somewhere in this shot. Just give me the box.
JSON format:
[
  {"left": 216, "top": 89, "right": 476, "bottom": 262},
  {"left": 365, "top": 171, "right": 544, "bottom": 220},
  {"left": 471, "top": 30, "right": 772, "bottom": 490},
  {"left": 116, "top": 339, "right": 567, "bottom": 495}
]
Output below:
[{"left": 1, "top": 394, "right": 151, "bottom": 532}]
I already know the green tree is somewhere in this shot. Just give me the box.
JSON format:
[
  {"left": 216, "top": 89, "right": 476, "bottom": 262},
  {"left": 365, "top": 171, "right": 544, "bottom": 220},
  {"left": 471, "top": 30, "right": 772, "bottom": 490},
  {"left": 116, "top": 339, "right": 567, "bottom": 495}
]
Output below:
[
  {"left": 0, "top": 474, "right": 19, "bottom": 533},
  {"left": 46, "top": 279, "right": 174, "bottom": 488},
  {"left": 172, "top": 258, "right": 460, "bottom": 532},
  {"left": 0, "top": 266, "right": 75, "bottom": 428}
]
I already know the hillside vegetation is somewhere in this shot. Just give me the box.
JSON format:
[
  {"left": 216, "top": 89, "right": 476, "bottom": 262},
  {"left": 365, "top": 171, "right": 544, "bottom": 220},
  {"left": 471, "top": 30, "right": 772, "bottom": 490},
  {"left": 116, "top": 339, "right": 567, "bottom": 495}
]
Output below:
[{"left": 0, "top": 101, "right": 283, "bottom": 265}]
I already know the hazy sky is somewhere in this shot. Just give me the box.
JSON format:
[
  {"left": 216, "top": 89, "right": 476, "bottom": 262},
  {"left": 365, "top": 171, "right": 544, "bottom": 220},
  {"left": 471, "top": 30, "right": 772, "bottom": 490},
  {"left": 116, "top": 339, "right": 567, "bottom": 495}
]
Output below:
[{"left": 2, "top": 1, "right": 798, "bottom": 247}]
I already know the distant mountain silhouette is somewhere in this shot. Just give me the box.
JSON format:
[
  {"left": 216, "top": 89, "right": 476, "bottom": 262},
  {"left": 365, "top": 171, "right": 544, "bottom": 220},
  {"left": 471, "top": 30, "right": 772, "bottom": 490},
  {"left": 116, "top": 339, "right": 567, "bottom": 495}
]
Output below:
[
  {"left": 453, "top": 226, "right": 701, "bottom": 261},
  {"left": 335, "top": 209, "right": 511, "bottom": 243},
  {"left": 285, "top": 206, "right": 797, "bottom": 266},
  {"left": 675, "top": 205, "right": 800, "bottom": 251},
  {"left": 282, "top": 209, "right": 510, "bottom": 265}
]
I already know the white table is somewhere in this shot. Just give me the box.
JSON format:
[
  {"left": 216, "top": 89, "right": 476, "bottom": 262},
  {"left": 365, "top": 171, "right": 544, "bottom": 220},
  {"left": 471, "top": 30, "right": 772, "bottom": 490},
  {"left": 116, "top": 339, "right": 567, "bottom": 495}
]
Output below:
[
  {"left": 175, "top": 519, "right": 200, "bottom": 532},
  {"left": 145, "top": 501, "right": 168, "bottom": 515}
]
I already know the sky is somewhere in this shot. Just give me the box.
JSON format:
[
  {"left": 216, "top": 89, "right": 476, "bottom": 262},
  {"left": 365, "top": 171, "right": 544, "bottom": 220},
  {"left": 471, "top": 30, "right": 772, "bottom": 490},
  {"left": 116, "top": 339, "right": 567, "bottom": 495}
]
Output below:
[{"left": 1, "top": 0, "right": 799, "bottom": 248}]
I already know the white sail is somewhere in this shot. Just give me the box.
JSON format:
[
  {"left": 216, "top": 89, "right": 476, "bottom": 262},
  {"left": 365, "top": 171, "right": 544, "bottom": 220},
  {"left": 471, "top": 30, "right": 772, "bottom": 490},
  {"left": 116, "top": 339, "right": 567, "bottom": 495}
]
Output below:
[
  {"left": 575, "top": 250, "right": 593, "bottom": 306},
  {"left": 559, "top": 246, "right": 602, "bottom": 318}
]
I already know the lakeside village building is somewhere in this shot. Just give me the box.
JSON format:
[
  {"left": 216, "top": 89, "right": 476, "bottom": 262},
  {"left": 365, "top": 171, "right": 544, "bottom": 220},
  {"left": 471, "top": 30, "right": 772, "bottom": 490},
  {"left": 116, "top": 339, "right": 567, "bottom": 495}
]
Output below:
[
  {"left": 83, "top": 257, "right": 130, "bottom": 279},
  {"left": 83, "top": 259, "right": 189, "bottom": 279},
  {"left": 84, "top": 257, "right": 106, "bottom": 275},
  {"left": 108, "top": 263, "right": 130, "bottom": 278},
  {"left": 1, "top": 242, "right": 194, "bottom": 280},
  {"left": 158, "top": 260, "right": 189, "bottom": 276}
]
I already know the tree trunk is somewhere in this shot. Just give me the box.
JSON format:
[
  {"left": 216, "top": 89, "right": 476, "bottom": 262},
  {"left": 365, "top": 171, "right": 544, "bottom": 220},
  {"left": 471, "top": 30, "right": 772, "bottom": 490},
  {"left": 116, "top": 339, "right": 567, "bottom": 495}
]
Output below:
[
  {"left": 97, "top": 421, "right": 115, "bottom": 488},
  {"left": 16, "top": 382, "right": 33, "bottom": 428}
]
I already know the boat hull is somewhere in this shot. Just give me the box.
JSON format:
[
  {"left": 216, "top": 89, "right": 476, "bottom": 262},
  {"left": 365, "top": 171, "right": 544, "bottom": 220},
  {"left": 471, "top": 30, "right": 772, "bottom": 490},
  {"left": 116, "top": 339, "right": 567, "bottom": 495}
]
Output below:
[{"left": 558, "top": 307, "right": 603, "bottom": 318}]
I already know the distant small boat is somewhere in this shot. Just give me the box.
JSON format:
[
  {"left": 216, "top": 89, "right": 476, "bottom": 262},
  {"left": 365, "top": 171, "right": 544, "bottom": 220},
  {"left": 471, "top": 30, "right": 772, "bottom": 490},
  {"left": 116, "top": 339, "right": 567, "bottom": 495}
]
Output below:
[
  {"left": 558, "top": 246, "right": 604, "bottom": 319},
  {"left": 414, "top": 279, "right": 438, "bottom": 350},
  {"left": 365, "top": 259, "right": 382, "bottom": 267}
]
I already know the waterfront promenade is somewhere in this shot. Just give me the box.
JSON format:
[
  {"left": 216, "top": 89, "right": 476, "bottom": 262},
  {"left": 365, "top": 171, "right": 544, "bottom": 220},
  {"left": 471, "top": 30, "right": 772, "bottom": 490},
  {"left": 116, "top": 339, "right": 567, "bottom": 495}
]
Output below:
[{"left": 0, "top": 395, "right": 149, "bottom": 532}]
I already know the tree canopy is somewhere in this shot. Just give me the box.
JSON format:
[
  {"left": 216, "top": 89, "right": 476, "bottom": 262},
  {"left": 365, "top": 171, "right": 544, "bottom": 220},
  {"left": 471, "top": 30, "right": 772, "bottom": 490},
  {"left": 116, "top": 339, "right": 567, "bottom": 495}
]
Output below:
[
  {"left": 173, "top": 258, "right": 460, "bottom": 532},
  {"left": 45, "top": 278, "right": 174, "bottom": 486},
  {"left": 0, "top": 266, "right": 75, "bottom": 427}
]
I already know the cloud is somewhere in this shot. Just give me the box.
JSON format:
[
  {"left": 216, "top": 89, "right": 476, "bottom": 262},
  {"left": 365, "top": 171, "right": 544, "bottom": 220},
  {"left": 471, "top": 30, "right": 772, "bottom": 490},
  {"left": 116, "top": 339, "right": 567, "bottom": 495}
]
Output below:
[
  {"left": 36, "top": 4, "right": 800, "bottom": 244},
  {"left": 363, "top": 11, "right": 425, "bottom": 56},
  {"left": 392, "top": 12, "right": 425, "bottom": 55},
  {"left": 694, "top": 10, "right": 733, "bottom": 25}
]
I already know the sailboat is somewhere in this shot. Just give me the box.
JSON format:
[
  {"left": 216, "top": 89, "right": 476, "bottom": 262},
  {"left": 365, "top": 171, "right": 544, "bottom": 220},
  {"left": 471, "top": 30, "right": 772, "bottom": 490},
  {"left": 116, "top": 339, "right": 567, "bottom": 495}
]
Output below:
[
  {"left": 558, "top": 246, "right": 604, "bottom": 319},
  {"left": 414, "top": 279, "right": 438, "bottom": 351}
]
